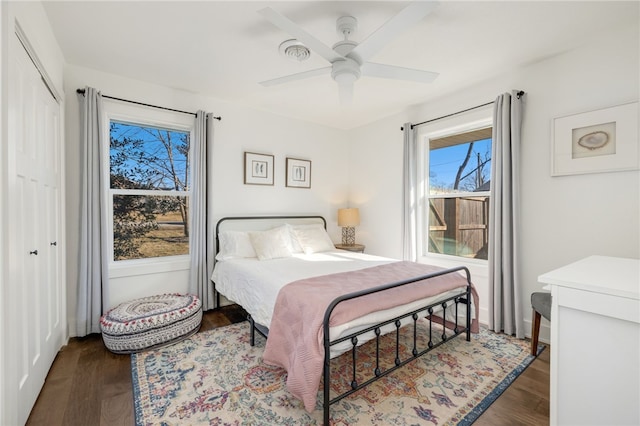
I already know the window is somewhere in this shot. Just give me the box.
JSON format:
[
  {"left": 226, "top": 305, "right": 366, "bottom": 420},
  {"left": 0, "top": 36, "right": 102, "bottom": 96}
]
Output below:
[
  {"left": 426, "top": 127, "right": 492, "bottom": 260},
  {"left": 109, "top": 121, "right": 191, "bottom": 261}
]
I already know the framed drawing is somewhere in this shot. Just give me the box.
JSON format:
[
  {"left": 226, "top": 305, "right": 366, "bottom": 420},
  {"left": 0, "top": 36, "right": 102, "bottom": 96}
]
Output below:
[
  {"left": 286, "top": 158, "right": 311, "bottom": 188},
  {"left": 552, "top": 101, "right": 638, "bottom": 176},
  {"left": 244, "top": 152, "right": 274, "bottom": 185}
]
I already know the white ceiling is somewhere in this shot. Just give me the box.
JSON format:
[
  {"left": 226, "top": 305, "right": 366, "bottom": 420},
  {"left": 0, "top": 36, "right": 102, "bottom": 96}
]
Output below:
[{"left": 42, "top": 1, "right": 638, "bottom": 130}]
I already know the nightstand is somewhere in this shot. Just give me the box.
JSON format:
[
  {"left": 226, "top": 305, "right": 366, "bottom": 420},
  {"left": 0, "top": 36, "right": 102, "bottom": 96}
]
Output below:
[{"left": 334, "top": 243, "right": 365, "bottom": 253}]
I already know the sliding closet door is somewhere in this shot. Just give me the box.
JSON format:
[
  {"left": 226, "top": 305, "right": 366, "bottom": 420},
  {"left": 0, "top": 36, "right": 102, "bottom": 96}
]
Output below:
[{"left": 6, "top": 33, "right": 65, "bottom": 424}]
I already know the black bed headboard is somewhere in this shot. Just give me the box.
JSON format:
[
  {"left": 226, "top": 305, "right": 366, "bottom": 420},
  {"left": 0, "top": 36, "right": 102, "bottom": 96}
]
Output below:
[{"left": 214, "top": 215, "right": 327, "bottom": 255}]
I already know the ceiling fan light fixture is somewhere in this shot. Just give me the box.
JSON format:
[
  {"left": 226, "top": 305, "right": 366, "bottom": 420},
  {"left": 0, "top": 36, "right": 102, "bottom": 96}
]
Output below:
[
  {"left": 279, "top": 39, "right": 311, "bottom": 62},
  {"left": 333, "top": 71, "right": 357, "bottom": 86},
  {"left": 331, "top": 58, "right": 361, "bottom": 83}
]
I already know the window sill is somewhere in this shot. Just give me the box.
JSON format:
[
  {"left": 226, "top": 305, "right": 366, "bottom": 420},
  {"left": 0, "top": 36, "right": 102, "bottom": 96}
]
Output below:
[
  {"left": 109, "top": 255, "right": 190, "bottom": 278},
  {"left": 419, "top": 254, "right": 488, "bottom": 274}
]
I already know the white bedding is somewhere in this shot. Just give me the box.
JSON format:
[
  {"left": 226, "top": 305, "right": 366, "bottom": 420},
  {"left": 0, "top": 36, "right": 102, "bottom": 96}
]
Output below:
[
  {"left": 211, "top": 250, "right": 473, "bottom": 356},
  {"left": 212, "top": 250, "right": 392, "bottom": 327}
]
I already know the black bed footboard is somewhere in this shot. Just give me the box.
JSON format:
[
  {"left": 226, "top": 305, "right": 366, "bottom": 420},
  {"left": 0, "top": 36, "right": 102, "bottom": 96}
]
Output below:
[{"left": 321, "top": 266, "right": 472, "bottom": 425}]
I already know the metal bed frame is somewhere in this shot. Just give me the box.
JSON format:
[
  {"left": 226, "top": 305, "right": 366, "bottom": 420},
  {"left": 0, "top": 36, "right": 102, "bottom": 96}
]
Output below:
[
  {"left": 213, "top": 216, "right": 472, "bottom": 425},
  {"left": 320, "top": 267, "right": 471, "bottom": 425}
]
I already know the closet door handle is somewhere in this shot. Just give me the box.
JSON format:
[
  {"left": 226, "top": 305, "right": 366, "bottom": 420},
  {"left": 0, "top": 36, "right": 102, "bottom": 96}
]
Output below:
[
  {"left": 50, "top": 241, "right": 57, "bottom": 246},
  {"left": 29, "top": 250, "right": 38, "bottom": 255}
]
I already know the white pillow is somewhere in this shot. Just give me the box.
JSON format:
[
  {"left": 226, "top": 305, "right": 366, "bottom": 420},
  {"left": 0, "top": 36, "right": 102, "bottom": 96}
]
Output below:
[
  {"left": 249, "top": 226, "right": 293, "bottom": 260},
  {"left": 282, "top": 224, "right": 304, "bottom": 253},
  {"left": 216, "top": 231, "right": 256, "bottom": 261},
  {"left": 293, "top": 224, "right": 335, "bottom": 254},
  {"left": 267, "top": 224, "right": 302, "bottom": 254}
]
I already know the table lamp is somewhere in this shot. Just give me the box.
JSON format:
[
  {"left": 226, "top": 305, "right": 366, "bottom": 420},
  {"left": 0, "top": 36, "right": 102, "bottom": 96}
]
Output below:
[{"left": 337, "top": 208, "right": 360, "bottom": 245}]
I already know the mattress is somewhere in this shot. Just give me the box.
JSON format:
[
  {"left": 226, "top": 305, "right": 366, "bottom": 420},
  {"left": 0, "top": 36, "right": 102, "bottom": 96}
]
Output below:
[{"left": 211, "top": 250, "right": 474, "bottom": 356}]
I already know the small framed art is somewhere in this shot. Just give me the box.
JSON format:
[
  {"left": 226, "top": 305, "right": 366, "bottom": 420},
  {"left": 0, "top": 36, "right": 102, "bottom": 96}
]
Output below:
[
  {"left": 244, "top": 152, "right": 274, "bottom": 185},
  {"left": 286, "top": 157, "right": 311, "bottom": 188},
  {"left": 551, "top": 101, "right": 638, "bottom": 176}
]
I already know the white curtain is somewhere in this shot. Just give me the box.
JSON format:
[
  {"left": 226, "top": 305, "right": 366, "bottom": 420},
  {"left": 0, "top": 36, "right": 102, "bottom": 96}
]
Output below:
[
  {"left": 402, "top": 123, "right": 418, "bottom": 261},
  {"left": 76, "top": 87, "right": 109, "bottom": 336},
  {"left": 488, "top": 90, "right": 524, "bottom": 337},
  {"left": 189, "top": 111, "right": 215, "bottom": 310}
]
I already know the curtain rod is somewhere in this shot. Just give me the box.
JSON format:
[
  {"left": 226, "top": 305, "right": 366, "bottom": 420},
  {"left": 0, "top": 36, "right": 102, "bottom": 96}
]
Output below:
[
  {"left": 400, "top": 90, "right": 524, "bottom": 131},
  {"left": 75, "top": 88, "right": 221, "bottom": 121}
]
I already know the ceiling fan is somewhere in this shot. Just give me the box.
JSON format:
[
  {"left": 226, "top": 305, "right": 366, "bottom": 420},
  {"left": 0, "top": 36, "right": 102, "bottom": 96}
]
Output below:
[{"left": 258, "top": 1, "right": 440, "bottom": 105}]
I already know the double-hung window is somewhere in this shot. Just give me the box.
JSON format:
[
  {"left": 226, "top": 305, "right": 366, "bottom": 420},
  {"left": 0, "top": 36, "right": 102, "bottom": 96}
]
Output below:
[
  {"left": 426, "top": 127, "right": 492, "bottom": 260},
  {"left": 104, "top": 104, "right": 193, "bottom": 264}
]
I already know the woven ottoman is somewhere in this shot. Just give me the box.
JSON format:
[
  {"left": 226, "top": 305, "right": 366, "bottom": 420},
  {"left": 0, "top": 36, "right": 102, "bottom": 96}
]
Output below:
[{"left": 100, "top": 293, "right": 202, "bottom": 354}]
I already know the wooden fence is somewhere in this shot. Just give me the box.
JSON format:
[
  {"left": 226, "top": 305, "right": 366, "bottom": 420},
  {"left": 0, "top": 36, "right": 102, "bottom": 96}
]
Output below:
[{"left": 428, "top": 196, "right": 489, "bottom": 259}]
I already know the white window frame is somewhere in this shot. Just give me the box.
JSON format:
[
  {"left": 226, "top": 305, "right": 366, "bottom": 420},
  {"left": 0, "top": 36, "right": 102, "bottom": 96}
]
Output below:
[
  {"left": 101, "top": 99, "right": 194, "bottom": 275},
  {"left": 417, "top": 112, "right": 493, "bottom": 267}
]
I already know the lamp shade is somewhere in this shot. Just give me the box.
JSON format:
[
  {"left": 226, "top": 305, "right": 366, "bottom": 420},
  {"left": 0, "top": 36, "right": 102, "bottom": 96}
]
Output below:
[{"left": 337, "top": 208, "right": 360, "bottom": 227}]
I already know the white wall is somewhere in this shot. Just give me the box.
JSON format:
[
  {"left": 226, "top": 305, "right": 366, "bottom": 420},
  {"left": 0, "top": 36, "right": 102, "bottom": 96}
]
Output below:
[
  {"left": 64, "top": 65, "right": 350, "bottom": 336},
  {"left": 19, "top": 0, "right": 640, "bottom": 347},
  {"left": 348, "top": 23, "right": 640, "bottom": 342}
]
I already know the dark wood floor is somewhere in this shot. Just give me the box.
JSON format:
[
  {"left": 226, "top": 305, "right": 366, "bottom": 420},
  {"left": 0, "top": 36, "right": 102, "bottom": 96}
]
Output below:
[{"left": 27, "top": 305, "right": 549, "bottom": 425}]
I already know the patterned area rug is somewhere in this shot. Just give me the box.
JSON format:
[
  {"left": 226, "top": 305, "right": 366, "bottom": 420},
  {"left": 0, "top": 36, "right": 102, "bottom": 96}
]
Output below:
[{"left": 132, "top": 320, "right": 538, "bottom": 425}]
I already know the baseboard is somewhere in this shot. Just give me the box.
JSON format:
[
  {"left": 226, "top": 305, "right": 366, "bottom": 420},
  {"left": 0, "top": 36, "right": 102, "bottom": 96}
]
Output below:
[
  {"left": 524, "top": 317, "right": 551, "bottom": 344},
  {"left": 478, "top": 309, "right": 550, "bottom": 344}
]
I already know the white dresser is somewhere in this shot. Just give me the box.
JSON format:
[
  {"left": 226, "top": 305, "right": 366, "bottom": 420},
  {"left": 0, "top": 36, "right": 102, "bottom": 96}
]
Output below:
[{"left": 538, "top": 255, "right": 640, "bottom": 426}]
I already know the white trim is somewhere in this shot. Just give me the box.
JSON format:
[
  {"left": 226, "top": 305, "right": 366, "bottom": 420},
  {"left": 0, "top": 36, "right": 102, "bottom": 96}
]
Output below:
[
  {"left": 102, "top": 98, "right": 194, "bottom": 269},
  {"left": 110, "top": 188, "right": 189, "bottom": 197},
  {"left": 420, "top": 252, "right": 489, "bottom": 267},
  {"left": 109, "top": 256, "right": 190, "bottom": 278},
  {"left": 13, "top": 20, "right": 61, "bottom": 102},
  {"left": 419, "top": 252, "right": 490, "bottom": 324},
  {"left": 428, "top": 190, "right": 490, "bottom": 199},
  {"left": 417, "top": 115, "right": 494, "bottom": 142},
  {"left": 104, "top": 98, "right": 194, "bottom": 132},
  {"left": 418, "top": 113, "right": 493, "bottom": 260},
  {"left": 412, "top": 109, "right": 494, "bottom": 326},
  {"left": 0, "top": 3, "right": 7, "bottom": 423}
]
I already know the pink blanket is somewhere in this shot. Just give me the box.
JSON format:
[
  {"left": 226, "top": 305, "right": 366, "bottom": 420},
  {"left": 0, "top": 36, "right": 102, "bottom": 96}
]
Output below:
[{"left": 261, "top": 261, "right": 479, "bottom": 412}]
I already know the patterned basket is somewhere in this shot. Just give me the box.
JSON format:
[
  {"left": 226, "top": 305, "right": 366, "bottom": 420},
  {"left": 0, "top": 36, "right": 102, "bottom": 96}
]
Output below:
[{"left": 100, "top": 293, "right": 202, "bottom": 354}]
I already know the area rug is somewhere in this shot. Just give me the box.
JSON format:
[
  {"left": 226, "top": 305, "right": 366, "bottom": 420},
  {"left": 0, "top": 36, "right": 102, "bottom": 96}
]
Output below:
[{"left": 131, "top": 320, "right": 539, "bottom": 425}]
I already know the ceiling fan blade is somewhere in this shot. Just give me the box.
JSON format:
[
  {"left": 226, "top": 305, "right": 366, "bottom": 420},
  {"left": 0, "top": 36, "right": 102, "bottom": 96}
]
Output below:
[
  {"left": 258, "top": 7, "right": 344, "bottom": 64},
  {"left": 259, "top": 67, "right": 332, "bottom": 87},
  {"left": 350, "top": 1, "right": 439, "bottom": 62},
  {"left": 361, "top": 62, "right": 439, "bottom": 83}
]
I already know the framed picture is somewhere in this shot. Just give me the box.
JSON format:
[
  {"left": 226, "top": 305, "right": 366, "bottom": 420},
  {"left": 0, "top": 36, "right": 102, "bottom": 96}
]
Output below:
[
  {"left": 552, "top": 101, "right": 638, "bottom": 176},
  {"left": 286, "top": 158, "right": 311, "bottom": 188},
  {"left": 244, "top": 152, "right": 274, "bottom": 185}
]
